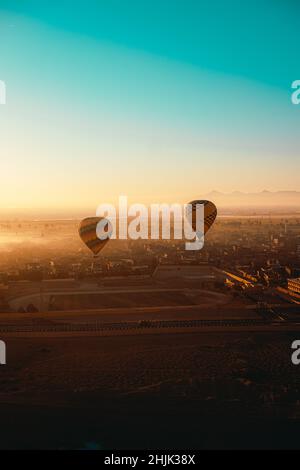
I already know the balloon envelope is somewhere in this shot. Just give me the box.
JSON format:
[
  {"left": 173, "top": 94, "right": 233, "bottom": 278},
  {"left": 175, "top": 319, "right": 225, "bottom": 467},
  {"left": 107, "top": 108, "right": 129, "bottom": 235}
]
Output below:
[
  {"left": 79, "top": 217, "right": 112, "bottom": 256},
  {"left": 186, "top": 200, "right": 217, "bottom": 234}
]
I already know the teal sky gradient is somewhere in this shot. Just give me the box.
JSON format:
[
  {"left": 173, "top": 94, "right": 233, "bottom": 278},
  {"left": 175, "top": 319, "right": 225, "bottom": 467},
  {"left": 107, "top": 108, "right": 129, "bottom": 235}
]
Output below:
[{"left": 0, "top": 1, "right": 299, "bottom": 211}]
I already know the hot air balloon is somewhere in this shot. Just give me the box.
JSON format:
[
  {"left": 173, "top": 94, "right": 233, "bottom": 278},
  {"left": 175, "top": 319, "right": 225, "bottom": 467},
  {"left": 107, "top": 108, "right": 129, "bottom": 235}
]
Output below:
[
  {"left": 79, "top": 217, "right": 112, "bottom": 264},
  {"left": 185, "top": 200, "right": 217, "bottom": 235}
]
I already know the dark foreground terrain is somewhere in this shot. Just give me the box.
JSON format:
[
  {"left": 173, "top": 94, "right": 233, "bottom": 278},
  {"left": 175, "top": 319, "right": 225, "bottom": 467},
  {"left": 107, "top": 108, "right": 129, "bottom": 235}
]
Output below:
[{"left": 0, "top": 330, "right": 300, "bottom": 449}]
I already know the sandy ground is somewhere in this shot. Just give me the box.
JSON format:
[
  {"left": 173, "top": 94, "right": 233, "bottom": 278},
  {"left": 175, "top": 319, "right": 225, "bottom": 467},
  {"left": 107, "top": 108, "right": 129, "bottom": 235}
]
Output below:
[{"left": 0, "top": 330, "right": 300, "bottom": 449}]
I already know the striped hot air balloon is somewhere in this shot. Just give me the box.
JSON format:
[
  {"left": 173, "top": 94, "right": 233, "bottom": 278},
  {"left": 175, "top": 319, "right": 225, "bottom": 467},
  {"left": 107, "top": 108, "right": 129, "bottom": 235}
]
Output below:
[
  {"left": 185, "top": 200, "right": 217, "bottom": 235},
  {"left": 79, "top": 217, "right": 112, "bottom": 256}
]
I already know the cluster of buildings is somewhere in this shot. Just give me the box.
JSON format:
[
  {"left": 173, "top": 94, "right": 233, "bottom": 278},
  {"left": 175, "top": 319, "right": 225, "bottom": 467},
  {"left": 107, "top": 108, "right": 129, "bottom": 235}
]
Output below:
[{"left": 0, "top": 217, "right": 300, "bottom": 308}]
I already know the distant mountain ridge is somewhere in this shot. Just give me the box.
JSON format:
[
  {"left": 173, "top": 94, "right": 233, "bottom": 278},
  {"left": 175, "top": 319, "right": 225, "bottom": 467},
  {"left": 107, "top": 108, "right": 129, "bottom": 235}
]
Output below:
[{"left": 201, "top": 190, "right": 300, "bottom": 207}]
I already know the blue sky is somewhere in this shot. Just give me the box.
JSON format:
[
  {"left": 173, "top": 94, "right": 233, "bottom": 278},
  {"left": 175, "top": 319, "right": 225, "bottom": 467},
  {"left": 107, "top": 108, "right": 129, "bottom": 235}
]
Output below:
[{"left": 0, "top": 0, "right": 299, "bottom": 211}]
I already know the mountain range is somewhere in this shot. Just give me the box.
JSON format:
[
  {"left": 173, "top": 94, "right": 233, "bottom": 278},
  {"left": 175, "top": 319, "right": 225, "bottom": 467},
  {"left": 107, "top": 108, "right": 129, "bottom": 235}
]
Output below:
[{"left": 201, "top": 190, "right": 300, "bottom": 208}]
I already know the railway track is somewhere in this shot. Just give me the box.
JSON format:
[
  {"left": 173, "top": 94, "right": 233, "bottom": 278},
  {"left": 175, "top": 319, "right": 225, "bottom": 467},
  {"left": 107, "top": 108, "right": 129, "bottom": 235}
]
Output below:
[{"left": 0, "top": 318, "right": 271, "bottom": 333}]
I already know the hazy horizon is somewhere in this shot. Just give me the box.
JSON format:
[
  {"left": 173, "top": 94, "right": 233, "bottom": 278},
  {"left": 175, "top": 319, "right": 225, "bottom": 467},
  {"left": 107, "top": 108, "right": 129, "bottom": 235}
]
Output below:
[{"left": 0, "top": 189, "right": 299, "bottom": 220}]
